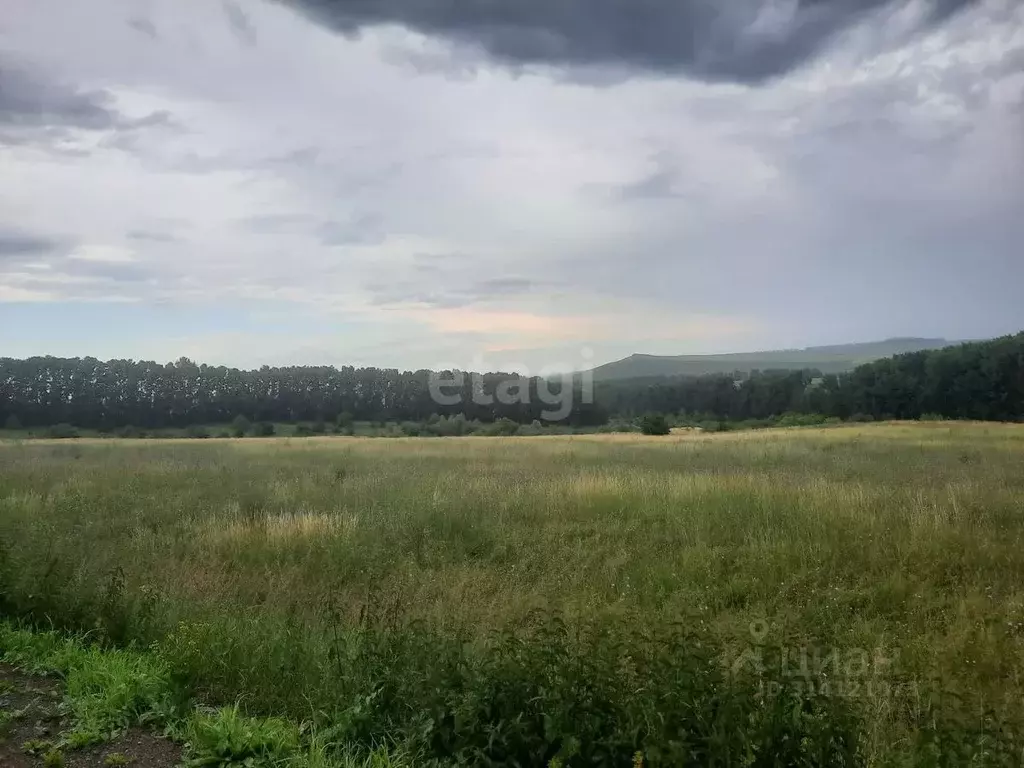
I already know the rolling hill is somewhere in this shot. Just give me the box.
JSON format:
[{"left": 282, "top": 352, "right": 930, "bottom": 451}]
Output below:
[{"left": 590, "top": 338, "right": 958, "bottom": 381}]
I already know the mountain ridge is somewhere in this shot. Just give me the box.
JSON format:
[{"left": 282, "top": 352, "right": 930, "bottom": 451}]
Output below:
[{"left": 591, "top": 337, "right": 960, "bottom": 381}]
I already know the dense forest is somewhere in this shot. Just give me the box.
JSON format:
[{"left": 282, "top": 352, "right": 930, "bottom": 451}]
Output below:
[{"left": 1, "top": 333, "right": 1022, "bottom": 432}]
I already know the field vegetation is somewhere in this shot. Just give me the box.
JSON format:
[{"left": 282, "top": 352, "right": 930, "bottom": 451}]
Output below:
[{"left": 1, "top": 423, "right": 1023, "bottom": 765}]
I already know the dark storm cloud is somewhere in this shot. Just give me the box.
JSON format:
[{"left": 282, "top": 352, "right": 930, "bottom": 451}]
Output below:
[
  {"left": 283, "top": 0, "right": 984, "bottom": 82},
  {"left": 0, "top": 59, "right": 176, "bottom": 145},
  {"left": 0, "top": 62, "right": 120, "bottom": 130},
  {"left": 0, "top": 232, "right": 59, "bottom": 258}
]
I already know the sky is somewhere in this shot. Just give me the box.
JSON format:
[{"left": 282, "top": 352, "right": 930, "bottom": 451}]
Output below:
[{"left": 1, "top": 0, "right": 1022, "bottom": 373}]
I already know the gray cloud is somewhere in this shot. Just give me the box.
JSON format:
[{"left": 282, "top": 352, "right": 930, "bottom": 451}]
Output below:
[
  {"left": 127, "top": 230, "right": 179, "bottom": 243},
  {"left": 0, "top": 0, "right": 1020, "bottom": 366},
  {"left": 0, "top": 62, "right": 120, "bottom": 131},
  {"left": 127, "top": 16, "right": 158, "bottom": 39},
  {"left": 0, "top": 58, "right": 177, "bottom": 152},
  {"left": 317, "top": 215, "right": 384, "bottom": 245},
  {"left": 617, "top": 163, "right": 684, "bottom": 201},
  {"left": 223, "top": 1, "right": 258, "bottom": 46},
  {"left": 284, "top": 0, "right": 984, "bottom": 82},
  {"left": 366, "top": 271, "right": 546, "bottom": 308},
  {"left": 0, "top": 232, "right": 59, "bottom": 258}
]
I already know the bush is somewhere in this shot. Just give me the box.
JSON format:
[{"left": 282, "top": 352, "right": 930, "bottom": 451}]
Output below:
[
  {"left": 251, "top": 422, "right": 276, "bottom": 438},
  {"left": 45, "top": 423, "right": 79, "bottom": 439},
  {"left": 293, "top": 424, "right": 314, "bottom": 437},
  {"left": 638, "top": 414, "right": 670, "bottom": 436},
  {"left": 493, "top": 417, "right": 520, "bottom": 436},
  {"left": 776, "top": 412, "right": 830, "bottom": 428},
  {"left": 185, "top": 425, "right": 210, "bottom": 439},
  {"left": 231, "top": 415, "right": 251, "bottom": 438},
  {"left": 114, "top": 425, "right": 140, "bottom": 439},
  {"left": 697, "top": 420, "right": 728, "bottom": 433}
]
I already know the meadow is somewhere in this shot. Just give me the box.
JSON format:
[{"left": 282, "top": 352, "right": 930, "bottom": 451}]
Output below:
[{"left": 1, "top": 423, "right": 1023, "bottom": 765}]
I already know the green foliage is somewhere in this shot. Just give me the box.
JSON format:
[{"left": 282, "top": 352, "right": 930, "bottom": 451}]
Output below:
[
  {"left": 45, "top": 423, "right": 79, "bottom": 439},
  {"left": 251, "top": 422, "right": 276, "bottom": 438},
  {"left": 183, "top": 706, "right": 300, "bottom": 767},
  {"left": 637, "top": 414, "right": 670, "bottom": 435},
  {"left": 22, "top": 738, "right": 54, "bottom": 755},
  {"left": 4, "top": 414, "right": 22, "bottom": 431},
  {"left": 103, "top": 753, "right": 132, "bottom": 766},
  {"left": 185, "top": 425, "right": 210, "bottom": 439},
  {"left": 0, "top": 624, "right": 182, "bottom": 746}
]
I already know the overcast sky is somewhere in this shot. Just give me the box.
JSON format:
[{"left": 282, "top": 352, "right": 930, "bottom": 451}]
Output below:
[{"left": 1, "top": 0, "right": 1022, "bottom": 372}]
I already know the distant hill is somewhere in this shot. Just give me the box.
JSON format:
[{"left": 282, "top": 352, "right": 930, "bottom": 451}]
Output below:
[{"left": 590, "top": 338, "right": 958, "bottom": 381}]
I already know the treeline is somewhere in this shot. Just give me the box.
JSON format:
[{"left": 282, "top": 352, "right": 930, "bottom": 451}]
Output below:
[
  {"left": 1, "top": 333, "right": 1022, "bottom": 431},
  {"left": 0, "top": 357, "right": 604, "bottom": 430},
  {"left": 600, "top": 332, "right": 1024, "bottom": 423}
]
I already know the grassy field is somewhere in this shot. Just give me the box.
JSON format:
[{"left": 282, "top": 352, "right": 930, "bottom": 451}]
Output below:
[{"left": 1, "top": 423, "right": 1023, "bottom": 765}]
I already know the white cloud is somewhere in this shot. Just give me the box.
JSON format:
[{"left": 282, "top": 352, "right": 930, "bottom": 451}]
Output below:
[{"left": 69, "top": 245, "right": 136, "bottom": 263}]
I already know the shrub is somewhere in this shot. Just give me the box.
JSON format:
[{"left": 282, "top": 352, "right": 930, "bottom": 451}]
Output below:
[
  {"left": 251, "top": 422, "right": 276, "bottom": 438},
  {"left": 185, "top": 425, "right": 210, "bottom": 439},
  {"left": 231, "top": 415, "right": 251, "bottom": 438},
  {"left": 493, "top": 417, "right": 520, "bottom": 436},
  {"left": 638, "top": 414, "right": 670, "bottom": 436},
  {"left": 45, "top": 423, "right": 79, "bottom": 439}
]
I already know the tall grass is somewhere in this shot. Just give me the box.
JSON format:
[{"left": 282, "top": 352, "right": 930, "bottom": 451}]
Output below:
[{"left": 2, "top": 423, "right": 1023, "bottom": 764}]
